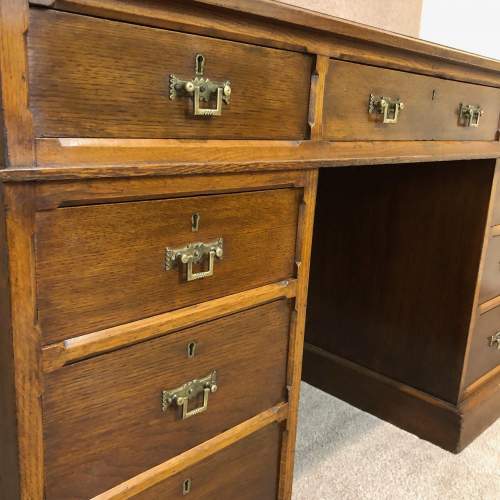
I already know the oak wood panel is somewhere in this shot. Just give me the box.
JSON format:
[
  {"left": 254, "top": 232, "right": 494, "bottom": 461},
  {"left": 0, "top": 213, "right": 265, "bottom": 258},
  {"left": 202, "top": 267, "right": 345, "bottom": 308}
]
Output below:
[
  {"left": 308, "top": 56, "right": 329, "bottom": 140},
  {"left": 306, "top": 161, "right": 494, "bottom": 404},
  {"left": 35, "top": 188, "right": 300, "bottom": 343},
  {"left": 302, "top": 344, "right": 462, "bottom": 452},
  {"left": 279, "top": 168, "right": 317, "bottom": 499},
  {"left": 28, "top": 0, "right": 500, "bottom": 87},
  {"left": 28, "top": 9, "right": 312, "bottom": 140},
  {"left": 3, "top": 185, "right": 45, "bottom": 500},
  {"left": 479, "top": 235, "right": 500, "bottom": 304},
  {"left": 324, "top": 60, "right": 500, "bottom": 141},
  {"left": 464, "top": 306, "right": 500, "bottom": 387},
  {"left": 134, "top": 424, "right": 281, "bottom": 500},
  {"left": 43, "top": 301, "right": 290, "bottom": 499},
  {"left": 458, "top": 161, "right": 500, "bottom": 397},
  {"left": 42, "top": 280, "right": 297, "bottom": 372},
  {"left": 4, "top": 139, "right": 495, "bottom": 181},
  {"left": 0, "top": 0, "right": 34, "bottom": 167},
  {"left": 34, "top": 170, "right": 308, "bottom": 211},
  {"left": 0, "top": 186, "right": 20, "bottom": 499},
  {"left": 94, "top": 404, "right": 288, "bottom": 500},
  {"left": 459, "top": 368, "right": 500, "bottom": 450},
  {"left": 491, "top": 173, "right": 500, "bottom": 227}
]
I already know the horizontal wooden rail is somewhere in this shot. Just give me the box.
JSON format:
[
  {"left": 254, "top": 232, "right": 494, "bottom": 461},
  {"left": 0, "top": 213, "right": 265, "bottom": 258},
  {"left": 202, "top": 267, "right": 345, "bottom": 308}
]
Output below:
[
  {"left": 92, "top": 403, "right": 288, "bottom": 500},
  {"left": 42, "top": 279, "right": 297, "bottom": 372},
  {"left": 478, "top": 294, "right": 500, "bottom": 315},
  {"left": 1, "top": 140, "right": 499, "bottom": 181}
]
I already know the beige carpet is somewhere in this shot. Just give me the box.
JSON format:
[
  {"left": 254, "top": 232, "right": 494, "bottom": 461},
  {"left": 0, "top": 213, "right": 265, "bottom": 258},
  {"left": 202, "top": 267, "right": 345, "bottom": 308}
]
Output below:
[{"left": 293, "top": 382, "right": 500, "bottom": 500}]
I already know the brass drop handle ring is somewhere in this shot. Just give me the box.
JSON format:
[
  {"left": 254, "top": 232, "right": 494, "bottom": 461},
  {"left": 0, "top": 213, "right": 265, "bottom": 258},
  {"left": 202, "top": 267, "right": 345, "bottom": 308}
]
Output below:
[
  {"left": 165, "top": 238, "right": 224, "bottom": 282},
  {"left": 369, "top": 94, "right": 405, "bottom": 124},
  {"left": 169, "top": 54, "right": 231, "bottom": 116},
  {"left": 488, "top": 332, "right": 500, "bottom": 350},
  {"left": 162, "top": 371, "right": 218, "bottom": 420},
  {"left": 459, "top": 103, "right": 484, "bottom": 128}
]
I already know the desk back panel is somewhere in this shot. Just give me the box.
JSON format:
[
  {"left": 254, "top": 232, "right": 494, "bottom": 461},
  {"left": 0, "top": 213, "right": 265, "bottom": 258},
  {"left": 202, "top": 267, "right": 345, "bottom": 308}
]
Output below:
[{"left": 305, "top": 160, "right": 495, "bottom": 404}]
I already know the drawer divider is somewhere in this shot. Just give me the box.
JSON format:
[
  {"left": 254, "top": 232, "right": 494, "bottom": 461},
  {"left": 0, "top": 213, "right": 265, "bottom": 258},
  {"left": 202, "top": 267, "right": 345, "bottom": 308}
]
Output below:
[{"left": 42, "top": 279, "right": 297, "bottom": 373}]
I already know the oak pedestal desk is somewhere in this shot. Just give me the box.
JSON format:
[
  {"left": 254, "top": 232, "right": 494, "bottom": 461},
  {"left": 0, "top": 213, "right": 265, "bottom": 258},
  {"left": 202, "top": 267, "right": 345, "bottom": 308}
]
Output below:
[{"left": 0, "top": 1, "right": 499, "bottom": 499}]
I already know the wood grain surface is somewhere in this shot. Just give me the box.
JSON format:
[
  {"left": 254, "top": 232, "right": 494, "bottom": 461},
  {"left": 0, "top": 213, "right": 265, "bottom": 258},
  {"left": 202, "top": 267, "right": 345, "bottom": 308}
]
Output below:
[
  {"left": 464, "top": 307, "right": 500, "bottom": 387},
  {"left": 43, "top": 301, "right": 290, "bottom": 499},
  {"left": 35, "top": 188, "right": 300, "bottom": 343},
  {"left": 134, "top": 424, "right": 281, "bottom": 500},
  {"left": 305, "top": 161, "right": 494, "bottom": 404},
  {"left": 28, "top": 9, "right": 312, "bottom": 140},
  {"left": 324, "top": 60, "right": 500, "bottom": 141}
]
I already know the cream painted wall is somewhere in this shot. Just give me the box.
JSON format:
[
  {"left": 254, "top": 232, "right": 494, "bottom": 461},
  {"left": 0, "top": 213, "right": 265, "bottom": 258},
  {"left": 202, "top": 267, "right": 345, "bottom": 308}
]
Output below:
[
  {"left": 276, "top": 0, "right": 423, "bottom": 37},
  {"left": 420, "top": 0, "right": 500, "bottom": 60}
]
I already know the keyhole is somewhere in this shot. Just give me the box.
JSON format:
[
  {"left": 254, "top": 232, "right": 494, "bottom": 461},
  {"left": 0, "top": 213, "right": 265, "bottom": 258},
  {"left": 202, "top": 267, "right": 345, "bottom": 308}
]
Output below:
[
  {"left": 183, "top": 478, "right": 192, "bottom": 495},
  {"left": 195, "top": 54, "right": 205, "bottom": 76},
  {"left": 187, "top": 341, "right": 197, "bottom": 359},
  {"left": 192, "top": 213, "right": 200, "bottom": 232}
]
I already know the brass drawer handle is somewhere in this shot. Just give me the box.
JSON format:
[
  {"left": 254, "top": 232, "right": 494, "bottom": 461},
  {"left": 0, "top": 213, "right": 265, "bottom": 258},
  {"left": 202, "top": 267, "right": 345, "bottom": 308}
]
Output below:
[
  {"left": 169, "top": 54, "right": 231, "bottom": 116},
  {"left": 162, "top": 371, "right": 218, "bottom": 420},
  {"left": 459, "top": 103, "right": 484, "bottom": 127},
  {"left": 165, "top": 238, "right": 224, "bottom": 282},
  {"left": 369, "top": 94, "right": 405, "bottom": 124},
  {"left": 488, "top": 332, "right": 500, "bottom": 350}
]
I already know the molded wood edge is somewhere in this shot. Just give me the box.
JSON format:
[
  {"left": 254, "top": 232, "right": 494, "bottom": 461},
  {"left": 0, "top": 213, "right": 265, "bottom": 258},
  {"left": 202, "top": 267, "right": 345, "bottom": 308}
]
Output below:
[
  {"left": 91, "top": 403, "right": 288, "bottom": 500},
  {"left": 1, "top": 140, "right": 498, "bottom": 181},
  {"left": 42, "top": 279, "right": 297, "bottom": 372}
]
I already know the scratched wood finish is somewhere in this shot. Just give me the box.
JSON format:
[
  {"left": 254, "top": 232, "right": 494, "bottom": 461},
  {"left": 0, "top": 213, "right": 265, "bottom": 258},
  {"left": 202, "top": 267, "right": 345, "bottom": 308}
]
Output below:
[
  {"left": 35, "top": 188, "right": 300, "bottom": 343},
  {"left": 28, "top": 9, "right": 312, "bottom": 140},
  {"left": 43, "top": 301, "right": 290, "bottom": 499},
  {"left": 324, "top": 60, "right": 500, "bottom": 141},
  {"left": 134, "top": 424, "right": 281, "bottom": 500},
  {"left": 464, "top": 307, "right": 500, "bottom": 388},
  {"left": 306, "top": 161, "right": 494, "bottom": 404}
]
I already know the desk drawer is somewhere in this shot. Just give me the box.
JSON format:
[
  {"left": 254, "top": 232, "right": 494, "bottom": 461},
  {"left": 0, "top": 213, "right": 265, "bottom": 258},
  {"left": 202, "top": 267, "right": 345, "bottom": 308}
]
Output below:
[
  {"left": 479, "top": 235, "right": 500, "bottom": 304},
  {"left": 464, "top": 306, "right": 500, "bottom": 387},
  {"left": 35, "top": 188, "right": 300, "bottom": 344},
  {"left": 324, "top": 60, "right": 500, "bottom": 141},
  {"left": 42, "top": 301, "right": 290, "bottom": 499},
  {"left": 28, "top": 9, "right": 312, "bottom": 140},
  {"left": 135, "top": 424, "right": 281, "bottom": 500}
]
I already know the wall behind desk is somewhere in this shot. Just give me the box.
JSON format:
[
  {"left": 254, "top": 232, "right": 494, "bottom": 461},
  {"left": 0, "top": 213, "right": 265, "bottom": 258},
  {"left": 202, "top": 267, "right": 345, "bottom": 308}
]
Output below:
[{"left": 276, "top": 0, "right": 423, "bottom": 37}]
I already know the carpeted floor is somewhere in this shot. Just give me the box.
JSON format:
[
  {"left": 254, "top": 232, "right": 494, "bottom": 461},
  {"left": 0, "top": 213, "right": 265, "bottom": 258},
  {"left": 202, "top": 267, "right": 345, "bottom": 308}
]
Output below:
[{"left": 293, "top": 382, "right": 500, "bottom": 500}]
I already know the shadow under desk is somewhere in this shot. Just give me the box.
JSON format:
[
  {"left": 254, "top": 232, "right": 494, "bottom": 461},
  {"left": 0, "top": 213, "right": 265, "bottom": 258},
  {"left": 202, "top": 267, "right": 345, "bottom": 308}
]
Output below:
[{"left": 304, "top": 159, "right": 500, "bottom": 452}]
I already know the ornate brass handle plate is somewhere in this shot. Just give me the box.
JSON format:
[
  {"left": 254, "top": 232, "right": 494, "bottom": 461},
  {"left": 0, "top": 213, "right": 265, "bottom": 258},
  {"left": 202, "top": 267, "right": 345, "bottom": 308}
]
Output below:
[
  {"left": 369, "top": 94, "right": 405, "bottom": 124},
  {"left": 165, "top": 238, "right": 223, "bottom": 282},
  {"left": 169, "top": 54, "right": 231, "bottom": 116},
  {"left": 459, "top": 103, "right": 484, "bottom": 127},
  {"left": 488, "top": 332, "right": 500, "bottom": 350},
  {"left": 162, "top": 371, "right": 218, "bottom": 420}
]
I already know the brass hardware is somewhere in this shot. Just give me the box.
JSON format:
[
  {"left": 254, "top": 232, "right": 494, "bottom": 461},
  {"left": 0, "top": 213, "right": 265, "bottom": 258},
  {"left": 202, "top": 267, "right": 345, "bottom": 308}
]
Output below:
[
  {"left": 165, "top": 238, "right": 223, "bottom": 282},
  {"left": 169, "top": 54, "right": 231, "bottom": 116},
  {"left": 459, "top": 103, "right": 484, "bottom": 127},
  {"left": 187, "top": 341, "right": 197, "bottom": 359},
  {"left": 488, "top": 332, "right": 500, "bottom": 350},
  {"left": 162, "top": 371, "right": 218, "bottom": 420},
  {"left": 369, "top": 94, "right": 405, "bottom": 124},
  {"left": 191, "top": 213, "right": 200, "bottom": 232},
  {"left": 183, "top": 479, "right": 192, "bottom": 496}
]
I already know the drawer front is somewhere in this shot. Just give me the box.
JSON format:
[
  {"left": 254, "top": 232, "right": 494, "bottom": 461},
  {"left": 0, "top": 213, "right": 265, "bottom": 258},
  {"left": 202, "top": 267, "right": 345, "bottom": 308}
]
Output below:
[
  {"left": 28, "top": 9, "right": 312, "bottom": 140},
  {"left": 324, "top": 60, "right": 500, "bottom": 141},
  {"left": 35, "top": 188, "right": 300, "bottom": 343},
  {"left": 479, "top": 235, "right": 500, "bottom": 304},
  {"left": 135, "top": 424, "right": 281, "bottom": 500},
  {"left": 464, "top": 306, "right": 500, "bottom": 387},
  {"left": 42, "top": 301, "right": 290, "bottom": 499}
]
